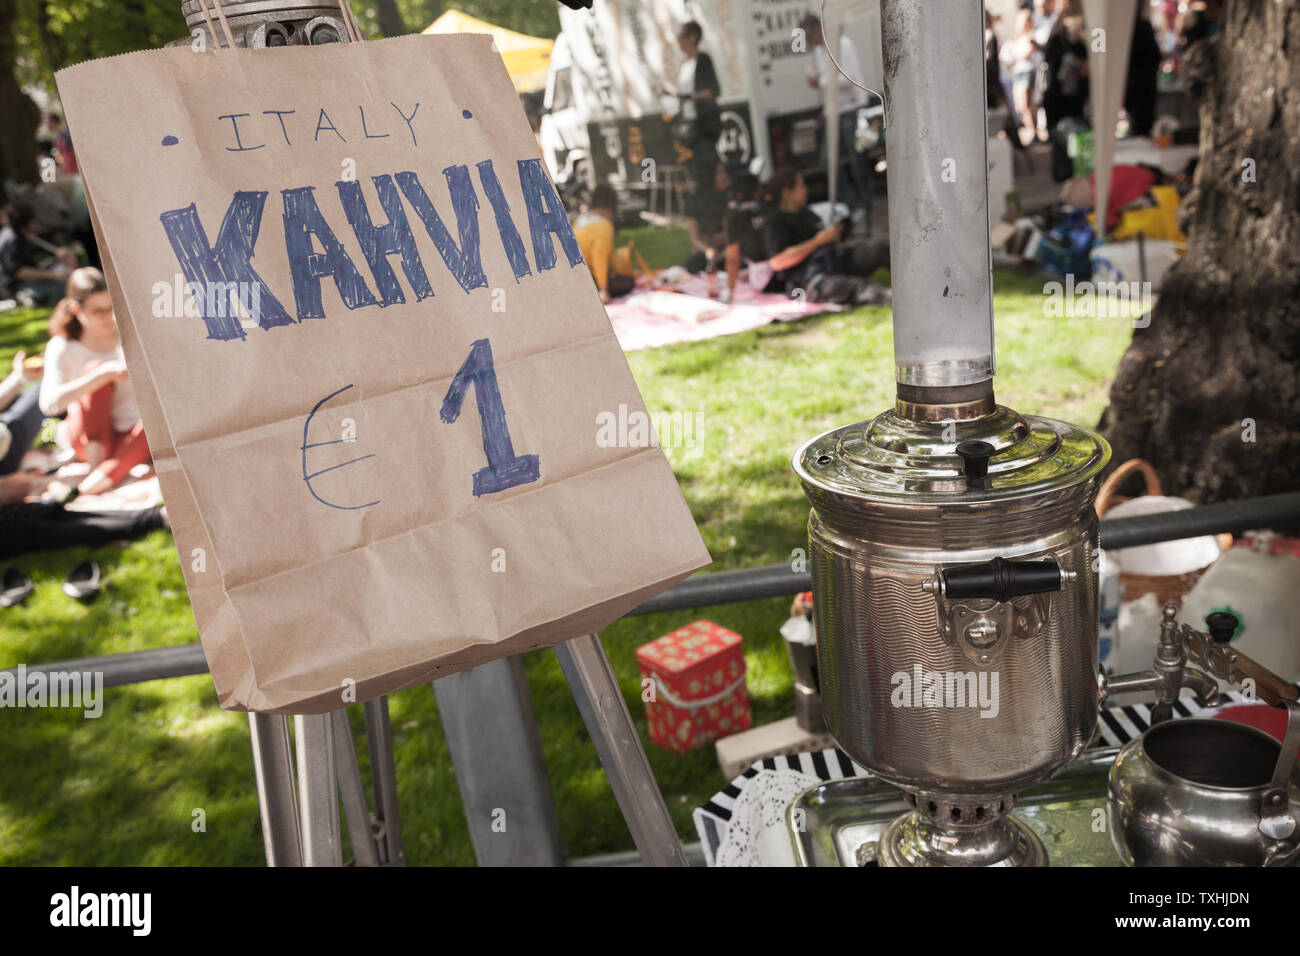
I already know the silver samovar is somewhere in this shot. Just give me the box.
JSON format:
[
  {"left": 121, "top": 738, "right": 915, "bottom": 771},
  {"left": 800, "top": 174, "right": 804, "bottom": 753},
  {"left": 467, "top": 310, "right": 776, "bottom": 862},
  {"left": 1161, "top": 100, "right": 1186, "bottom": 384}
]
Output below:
[
  {"left": 793, "top": 0, "right": 1109, "bottom": 866},
  {"left": 792, "top": 0, "right": 1298, "bottom": 867}
]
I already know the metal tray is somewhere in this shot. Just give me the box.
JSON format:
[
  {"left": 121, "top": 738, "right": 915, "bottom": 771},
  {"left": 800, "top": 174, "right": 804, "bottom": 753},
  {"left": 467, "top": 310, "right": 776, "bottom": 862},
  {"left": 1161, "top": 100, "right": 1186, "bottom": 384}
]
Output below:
[{"left": 789, "top": 748, "right": 1123, "bottom": 866}]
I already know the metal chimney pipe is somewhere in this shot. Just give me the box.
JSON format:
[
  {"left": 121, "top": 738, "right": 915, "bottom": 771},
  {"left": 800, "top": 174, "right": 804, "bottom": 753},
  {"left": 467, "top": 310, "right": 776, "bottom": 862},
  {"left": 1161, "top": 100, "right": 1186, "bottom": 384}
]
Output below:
[{"left": 880, "top": 0, "right": 996, "bottom": 419}]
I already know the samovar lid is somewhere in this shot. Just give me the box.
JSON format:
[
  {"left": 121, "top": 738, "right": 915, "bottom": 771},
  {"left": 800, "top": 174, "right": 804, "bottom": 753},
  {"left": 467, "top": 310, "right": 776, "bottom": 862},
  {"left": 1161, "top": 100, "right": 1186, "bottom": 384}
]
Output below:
[{"left": 794, "top": 404, "right": 1111, "bottom": 506}]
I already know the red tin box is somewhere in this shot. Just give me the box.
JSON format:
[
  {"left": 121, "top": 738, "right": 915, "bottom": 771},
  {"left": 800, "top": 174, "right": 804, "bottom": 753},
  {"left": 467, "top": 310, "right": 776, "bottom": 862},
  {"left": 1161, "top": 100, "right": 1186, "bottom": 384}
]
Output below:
[{"left": 636, "top": 620, "right": 751, "bottom": 753}]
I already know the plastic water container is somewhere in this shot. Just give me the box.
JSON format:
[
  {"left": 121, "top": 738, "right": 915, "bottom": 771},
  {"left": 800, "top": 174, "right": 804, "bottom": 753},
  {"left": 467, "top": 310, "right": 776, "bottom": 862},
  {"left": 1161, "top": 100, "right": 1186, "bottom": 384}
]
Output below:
[{"left": 1181, "top": 541, "right": 1300, "bottom": 683}]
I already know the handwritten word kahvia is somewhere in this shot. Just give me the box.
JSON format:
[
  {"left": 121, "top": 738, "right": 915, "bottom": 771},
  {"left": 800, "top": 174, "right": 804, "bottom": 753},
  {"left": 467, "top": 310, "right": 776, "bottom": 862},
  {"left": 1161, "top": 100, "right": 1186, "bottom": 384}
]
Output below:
[{"left": 159, "top": 158, "right": 583, "bottom": 341}]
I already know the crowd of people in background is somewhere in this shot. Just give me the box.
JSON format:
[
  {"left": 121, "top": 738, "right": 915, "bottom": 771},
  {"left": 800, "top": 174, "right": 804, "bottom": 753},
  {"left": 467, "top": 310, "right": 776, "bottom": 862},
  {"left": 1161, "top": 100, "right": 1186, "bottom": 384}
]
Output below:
[
  {"left": 570, "top": 2, "right": 1224, "bottom": 313},
  {"left": 0, "top": 2, "right": 1229, "bottom": 564},
  {"left": 2, "top": 110, "right": 97, "bottom": 310},
  {"left": 578, "top": 16, "right": 890, "bottom": 309},
  {"left": 0, "top": 104, "right": 148, "bottom": 512},
  {"left": 986, "top": 0, "right": 1221, "bottom": 176}
]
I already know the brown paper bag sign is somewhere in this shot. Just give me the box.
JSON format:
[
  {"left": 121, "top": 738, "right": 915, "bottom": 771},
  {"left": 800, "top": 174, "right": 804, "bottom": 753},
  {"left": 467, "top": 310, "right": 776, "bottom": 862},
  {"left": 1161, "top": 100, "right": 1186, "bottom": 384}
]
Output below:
[{"left": 56, "top": 35, "right": 710, "bottom": 714}]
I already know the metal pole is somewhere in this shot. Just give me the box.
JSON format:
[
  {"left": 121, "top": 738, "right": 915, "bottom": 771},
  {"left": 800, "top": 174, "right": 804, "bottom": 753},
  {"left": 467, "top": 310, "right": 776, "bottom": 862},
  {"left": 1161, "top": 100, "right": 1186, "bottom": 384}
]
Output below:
[
  {"left": 330, "top": 708, "right": 380, "bottom": 866},
  {"left": 364, "top": 697, "right": 405, "bottom": 866},
  {"left": 880, "top": 0, "right": 996, "bottom": 398},
  {"left": 1099, "top": 491, "right": 1300, "bottom": 549},
  {"left": 294, "top": 713, "right": 342, "bottom": 866},
  {"left": 555, "top": 633, "right": 689, "bottom": 867},
  {"left": 248, "top": 712, "right": 302, "bottom": 866},
  {"left": 11, "top": 490, "right": 1300, "bottom": 693},
  {"left": 433, "top": 657, "right": 566, "bottom": 866}
]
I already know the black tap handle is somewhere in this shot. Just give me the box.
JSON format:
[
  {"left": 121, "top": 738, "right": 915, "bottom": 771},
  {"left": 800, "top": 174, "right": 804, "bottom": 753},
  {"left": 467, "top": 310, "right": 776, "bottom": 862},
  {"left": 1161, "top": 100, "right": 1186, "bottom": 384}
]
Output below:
[
  {"left": 1205, "top": 611, "right": 1239, "bottom": 645},
  {"left": 941, "top": 557, "right": 1065, "bottom": 603}
]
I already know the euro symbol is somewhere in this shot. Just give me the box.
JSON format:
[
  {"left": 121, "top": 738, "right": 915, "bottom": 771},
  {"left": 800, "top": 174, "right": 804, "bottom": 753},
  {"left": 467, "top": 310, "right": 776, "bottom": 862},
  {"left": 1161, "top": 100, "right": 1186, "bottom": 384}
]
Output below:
[{"left": 301, "top": 384, "right": 379, "bottom": 511}]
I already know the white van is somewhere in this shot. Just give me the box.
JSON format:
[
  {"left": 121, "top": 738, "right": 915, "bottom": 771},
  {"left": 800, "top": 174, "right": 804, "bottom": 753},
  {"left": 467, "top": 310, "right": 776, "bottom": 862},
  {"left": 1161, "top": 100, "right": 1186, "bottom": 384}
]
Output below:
[{"left": 539, "top": 0, "right": 884, "bottom": 213}]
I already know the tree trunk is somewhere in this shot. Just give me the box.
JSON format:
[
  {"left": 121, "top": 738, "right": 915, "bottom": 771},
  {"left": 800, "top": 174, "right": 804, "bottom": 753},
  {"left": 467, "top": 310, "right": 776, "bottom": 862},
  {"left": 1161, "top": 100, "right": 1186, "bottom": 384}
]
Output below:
[
  {"left": 0, "top": 0, "right": 38, "bottom": 183},
  {"left": 1097, "top": 0, "right": 1300, "bottom": 504},
  {"left": 372, "top": 0, "right": 408, "bottom": 37}
]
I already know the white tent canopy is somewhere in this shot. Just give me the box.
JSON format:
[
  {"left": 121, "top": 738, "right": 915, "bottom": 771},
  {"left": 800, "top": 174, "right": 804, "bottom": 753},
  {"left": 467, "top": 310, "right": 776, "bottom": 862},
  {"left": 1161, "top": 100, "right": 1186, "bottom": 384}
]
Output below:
[{"left": 1083, "top": 0, "right": 1138, "bottom": 234}]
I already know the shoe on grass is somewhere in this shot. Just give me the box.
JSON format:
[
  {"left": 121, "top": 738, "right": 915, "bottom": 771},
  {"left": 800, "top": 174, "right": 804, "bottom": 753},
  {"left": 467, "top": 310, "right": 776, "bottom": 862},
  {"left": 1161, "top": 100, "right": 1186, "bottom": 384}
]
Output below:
[
  {"left": 1, "top": 567, "right": 34, "bottom": 608},
  {"left": 62, "top": 560, "right": 100, "bottom": 603}
]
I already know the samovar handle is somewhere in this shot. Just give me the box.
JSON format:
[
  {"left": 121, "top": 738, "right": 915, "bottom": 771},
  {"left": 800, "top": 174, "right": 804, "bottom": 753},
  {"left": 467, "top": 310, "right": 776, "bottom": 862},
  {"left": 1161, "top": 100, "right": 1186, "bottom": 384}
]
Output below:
[{"left": 923, "top": 557, "right": 1075, "bottom": 602}]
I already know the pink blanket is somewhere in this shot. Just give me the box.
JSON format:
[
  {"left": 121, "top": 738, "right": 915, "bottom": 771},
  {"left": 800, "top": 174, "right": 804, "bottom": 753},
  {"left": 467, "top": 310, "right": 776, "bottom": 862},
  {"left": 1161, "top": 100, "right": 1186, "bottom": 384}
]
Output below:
[{"left": 604, "top": 275, "right": 844, "bottom": 352}]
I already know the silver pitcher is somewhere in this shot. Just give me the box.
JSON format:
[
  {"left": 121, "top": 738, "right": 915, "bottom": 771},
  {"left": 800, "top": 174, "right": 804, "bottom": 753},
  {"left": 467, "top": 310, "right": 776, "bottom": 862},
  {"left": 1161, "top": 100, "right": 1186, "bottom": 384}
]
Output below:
[{"left": 1109, "top": 712, "right": 1300, "bottom": 867}]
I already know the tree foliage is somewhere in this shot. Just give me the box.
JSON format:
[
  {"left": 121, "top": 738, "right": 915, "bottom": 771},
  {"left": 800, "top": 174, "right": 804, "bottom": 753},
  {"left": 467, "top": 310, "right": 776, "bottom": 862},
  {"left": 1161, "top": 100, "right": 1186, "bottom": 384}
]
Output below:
[
  {"left": 11, "top": 1, "right": 561, "bottom": 96},
  {"left": 0, "top": 0, "right": 561, "bottom": 181},
  {"left": 373, "top": 0, "right": 560, "bottom": 39},
  {"left": 14, "top": 0, "right": 186, "bottom": 93}
]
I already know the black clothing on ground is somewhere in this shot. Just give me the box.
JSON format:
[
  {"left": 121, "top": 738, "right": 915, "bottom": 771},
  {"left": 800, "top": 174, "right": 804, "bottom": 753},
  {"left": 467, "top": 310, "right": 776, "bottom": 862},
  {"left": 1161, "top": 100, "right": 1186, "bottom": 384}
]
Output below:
[
  {"left": 606, "top": 271, "right": 635, "bottom": 298},
  {"left": 0, "top": 503, "right": 166, "bottom": 559}
]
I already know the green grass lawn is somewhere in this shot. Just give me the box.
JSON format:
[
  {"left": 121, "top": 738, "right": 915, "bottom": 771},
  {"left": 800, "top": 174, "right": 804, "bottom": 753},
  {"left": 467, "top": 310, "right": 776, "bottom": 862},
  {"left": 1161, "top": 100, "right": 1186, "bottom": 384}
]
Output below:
[{"left": 0, "top": 230, "right": 1134, "bottom": 865}]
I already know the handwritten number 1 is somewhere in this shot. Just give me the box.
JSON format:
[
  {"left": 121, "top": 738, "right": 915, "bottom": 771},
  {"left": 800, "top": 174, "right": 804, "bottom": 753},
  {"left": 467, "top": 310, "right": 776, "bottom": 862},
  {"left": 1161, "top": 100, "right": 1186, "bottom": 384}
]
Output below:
[{"left": 440, "top": 338, "right": 540, "bottom": 497}]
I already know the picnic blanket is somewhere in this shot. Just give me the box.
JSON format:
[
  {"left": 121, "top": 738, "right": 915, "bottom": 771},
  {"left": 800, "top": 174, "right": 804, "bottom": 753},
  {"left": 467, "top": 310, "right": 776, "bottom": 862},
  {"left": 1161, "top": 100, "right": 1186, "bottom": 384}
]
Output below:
[
  {"left": 605, "top": 274, "right": 845, "bottom": 352},
  {"left": 19, "top": 452, "right": 161, "bottom": 513},
  {"left": 65, "top": 473, "right": 161, "bottom": 514}
]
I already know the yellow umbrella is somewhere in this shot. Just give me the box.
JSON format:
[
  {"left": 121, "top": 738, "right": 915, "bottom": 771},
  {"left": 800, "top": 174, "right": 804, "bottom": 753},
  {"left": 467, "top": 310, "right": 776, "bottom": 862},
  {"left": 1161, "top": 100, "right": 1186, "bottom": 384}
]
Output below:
[{"left": 423, "top": 10, "right": 554, "bottom": 93}]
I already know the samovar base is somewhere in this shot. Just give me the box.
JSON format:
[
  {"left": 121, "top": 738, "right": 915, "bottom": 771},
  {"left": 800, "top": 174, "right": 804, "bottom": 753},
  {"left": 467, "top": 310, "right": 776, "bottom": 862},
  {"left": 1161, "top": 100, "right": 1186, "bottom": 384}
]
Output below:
[{"left": 877, "top": 793, "right": 1048, "bottom": 867}]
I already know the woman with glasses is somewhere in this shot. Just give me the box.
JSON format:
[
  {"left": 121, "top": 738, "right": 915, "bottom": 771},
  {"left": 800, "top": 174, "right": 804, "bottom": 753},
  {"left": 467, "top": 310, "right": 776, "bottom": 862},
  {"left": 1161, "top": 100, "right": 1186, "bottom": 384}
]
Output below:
[{"left": 39, "top": 267, "right": 148, "bottom": 497}]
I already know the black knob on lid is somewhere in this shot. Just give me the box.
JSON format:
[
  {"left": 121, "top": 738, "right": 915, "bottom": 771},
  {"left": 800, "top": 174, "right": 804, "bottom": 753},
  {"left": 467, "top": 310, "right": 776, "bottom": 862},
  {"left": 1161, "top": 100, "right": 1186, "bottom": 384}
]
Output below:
[
  {"left": 955, "top": 440, "right": 995, "bottom": 480},
  {"left": 1205, "top": 611, "right": 1239, "bottom": 645}
]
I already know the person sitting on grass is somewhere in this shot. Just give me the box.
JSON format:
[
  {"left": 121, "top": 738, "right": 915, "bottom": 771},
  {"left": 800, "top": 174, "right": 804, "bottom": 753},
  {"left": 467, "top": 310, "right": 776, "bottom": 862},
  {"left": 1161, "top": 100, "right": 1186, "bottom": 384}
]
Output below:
[
  {"left": 0, "top": 204, "right": 78, "bottom": 307},
  {"left": 683, "top": 160, "right": 730, "bottom": 277},
  {"left": 39, "top": 267, "right": 149, "bottom": 500},
  {"left": 762, "top": 168, "right": 890, "bottom": 306},
  {"left": 574, "top": 185, "right": 649, "bottom": 304},
  {"left": 0, "top": 349, "right": 45, "bottom": 478},
  {"left": 720, "top": 172, "right": 775, "bottom": 304}
]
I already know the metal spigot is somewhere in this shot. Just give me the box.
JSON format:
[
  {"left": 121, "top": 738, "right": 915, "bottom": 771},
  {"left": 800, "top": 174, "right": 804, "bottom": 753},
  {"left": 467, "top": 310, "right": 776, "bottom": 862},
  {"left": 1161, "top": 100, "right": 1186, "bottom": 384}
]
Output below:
[{"left": 1100, "top": 603, "right": 1298, "bottom": 723}]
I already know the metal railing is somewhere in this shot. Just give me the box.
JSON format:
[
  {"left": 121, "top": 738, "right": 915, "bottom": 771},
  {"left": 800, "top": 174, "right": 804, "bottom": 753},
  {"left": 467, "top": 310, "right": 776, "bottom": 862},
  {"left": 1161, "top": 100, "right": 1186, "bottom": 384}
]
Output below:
[
  {"left": 6, "top": 491, "right": 1299, "bottom": 688},
  {"left": 3, "top": 489, "right": 1297, "bottom": 867}
]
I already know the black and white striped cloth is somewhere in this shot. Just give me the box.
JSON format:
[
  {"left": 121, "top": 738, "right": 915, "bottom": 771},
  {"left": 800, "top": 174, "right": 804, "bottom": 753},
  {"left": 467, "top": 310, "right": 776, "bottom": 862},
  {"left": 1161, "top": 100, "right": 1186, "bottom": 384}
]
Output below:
[{"left": 692, "top": 691, "right": 1267, "bottom": 864}]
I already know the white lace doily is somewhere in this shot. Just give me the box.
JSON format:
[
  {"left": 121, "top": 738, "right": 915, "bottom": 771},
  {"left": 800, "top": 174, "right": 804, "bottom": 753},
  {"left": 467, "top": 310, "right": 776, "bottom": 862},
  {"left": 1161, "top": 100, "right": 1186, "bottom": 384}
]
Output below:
[{"left": 714, "top": 768, "right": 817, "bottom": 867}]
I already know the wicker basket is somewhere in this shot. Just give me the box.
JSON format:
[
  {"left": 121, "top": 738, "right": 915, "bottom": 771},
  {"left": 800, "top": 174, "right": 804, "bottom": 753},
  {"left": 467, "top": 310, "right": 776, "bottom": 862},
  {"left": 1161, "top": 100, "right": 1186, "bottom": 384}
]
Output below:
[{"left": 1097, "top": 459, "right": 1233, "bottom": 608}]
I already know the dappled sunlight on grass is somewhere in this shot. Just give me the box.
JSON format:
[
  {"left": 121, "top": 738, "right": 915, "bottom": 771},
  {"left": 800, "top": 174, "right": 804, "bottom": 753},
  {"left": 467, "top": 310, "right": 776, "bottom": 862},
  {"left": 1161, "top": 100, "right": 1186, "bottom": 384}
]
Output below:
[{"left": 0, "top": 240, "right": 1131, "bottom": 862}]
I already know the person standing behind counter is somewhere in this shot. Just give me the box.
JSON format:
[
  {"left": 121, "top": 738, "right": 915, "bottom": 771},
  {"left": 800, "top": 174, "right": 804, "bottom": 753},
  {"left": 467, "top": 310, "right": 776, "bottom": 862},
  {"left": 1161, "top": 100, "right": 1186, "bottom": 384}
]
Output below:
[{"left": 660, "top": 20, "right": 723, "bottom": 262}]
